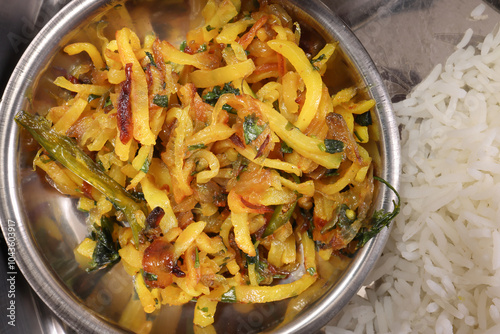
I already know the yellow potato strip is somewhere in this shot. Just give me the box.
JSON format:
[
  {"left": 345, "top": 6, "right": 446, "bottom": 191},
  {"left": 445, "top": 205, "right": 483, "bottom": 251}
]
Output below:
[
  {"left": 232, "top": 273, "right": 317, "bottom": 303},
  {"left": 316, "top": 162, "right": 361, "bottom": 195},
  {"left": 189, "top": 59, "right": 255, "bottom": 88},
  {"left": 302, "top": 232, "right": 317, "bottom": 275},
  {"left": 116, "top": 28, "right": 156, "bottom": 145},
  {"left": 52, "top": 98, "right": 88, "bottom": 134},
  {"left": 159, "top": 41, "right": 213, "bottom": 70},
  {"left": 190, "top": 150, "right": 220, "bottom": 184},
  {"left": 173, "top": 221, "right": 206, "bottom": 260},
  {"left": 140, "top": 175, "right": 178, "bottom": 234},
  {"left": 216, "top": 19, "right": 255, "bottom": 44},
  {"left": 267, "top": 40, "right": 322, "bottom": 131},
  {"left": 185, "top": 123, "right": 235, "bottom": 147},
  {"left": 134, "top": 273, "right": 156, "bottom": 313},
  {"left": 53, "top": 76, "right": 109, "bottom": 96},
  {"left": 230, "top": 212, "right": 256, "bottom": 256},
  {"left": 234, "top": 145, "right": 302, "bottom": 176},
  {"left": 34, "top": 157, "right": 80, "bottom": 196},
  {"left": 194, "top": 295, "right": 218, "bottom": 327},
  {"left": 64, "top": 43, "right": 105, "bottom": 70},
  {"left": 279, "top": 176, "right": 315, "bottom": 197},
  {"left": 255, "top": 99, "right": 342, "bottom": 169},
  {"left": 195, "top": 233, "right": 225, "bottom": 254}
]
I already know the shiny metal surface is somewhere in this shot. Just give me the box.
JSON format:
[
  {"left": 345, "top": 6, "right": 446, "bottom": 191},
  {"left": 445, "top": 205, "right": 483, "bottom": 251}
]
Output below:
[
  {"left": 0, "top": 0, "right": 400, "bottom": 333},
  {"left": 1, "top": 0, "right": 500, "bottom": 333}
]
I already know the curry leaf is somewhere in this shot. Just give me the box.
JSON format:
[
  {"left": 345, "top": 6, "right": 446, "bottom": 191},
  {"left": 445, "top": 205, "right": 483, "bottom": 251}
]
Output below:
[
  {"left": 87, "top": 216, "right": 121, "bottom": 272},
  {"left": 324, "top": 139, "right": 344, "bottom": 154}
]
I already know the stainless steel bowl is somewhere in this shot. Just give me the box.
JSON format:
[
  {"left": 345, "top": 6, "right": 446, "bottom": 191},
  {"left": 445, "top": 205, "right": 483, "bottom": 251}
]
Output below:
[{"left": 0, "top": 0, "right": 400, "bottom": 333}]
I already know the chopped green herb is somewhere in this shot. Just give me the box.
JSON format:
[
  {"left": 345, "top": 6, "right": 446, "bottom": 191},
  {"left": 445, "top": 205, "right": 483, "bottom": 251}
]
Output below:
[
  {"left": 310, "top": 54, "right": 326, "bottom": 71},
  {"left": 197, "top": 306, "right": 209, "bottom": 312},
  {"left": 202, "top": 82, "right": 240, "bottom": 106},
  {"left": 221, "top": 287, "right": 237, "bottom": 303},
  {"left": 280, "top": 141, "right": 293, "bottom": 154},
  {"left": 273, "top": 274, "right": 287, "bottom": 279},
  {"left": 324, "top": 139, "right": 344, "bottom": 154},
  {"left": 325, "top": 168, "right": 339, "bottom": 176},
  {"left": 243, "top": 114, "right": 265, "bottom": 144},
  {"left": 142, "top": 269, "right": 158, "bottom": 281},
  {"left": 307, "top": 267, "right": 316, "bottom": 276},
  {"left": 145, "top": 51, "right": 157, "bottom": 68},
  {"left": 206, "top": 25, "right": 215, "bottom": 32},
  {"left": 87, "top": 94, "right": 101, "bottom": 103},
  {"left": 188, "top": 143, "right": 206, "bottom": 151},
  {"left": 354, "top": 176, "right": 400, "bottom": 247},
  {"left": 88, "top": 216, "right": 121, "bottom": 272},
  {"left": 104, "top": 96, "right": 113, "bottom": 108},
  {"left": 355, "top": 111, "right": 372, "bottom": 126},
  {"left": 153, "top": 94, "right": 169, "bottom": 108},
  {"left": 194, "top": 247, "right": 200, "bottom": 268},
  {"left": 198, "top": 44, "right": 207, "bottom": 53},
  {"left": 222, "top": 103, "right": 237, "bottom": 114},
  {"left": 180, "top": 40, "right": 187, "bottom": 52},
  {"left": 140, "top": 157, "right": 151, "bottom": 173},
  {"left": 321, "top": 203, "right": 355, "bottom": 234}
]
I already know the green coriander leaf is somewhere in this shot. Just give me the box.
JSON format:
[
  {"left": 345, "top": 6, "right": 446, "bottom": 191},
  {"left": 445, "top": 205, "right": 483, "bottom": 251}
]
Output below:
[
  {"left": 87, "top": 94, "right": 101, "bottom": 102},
  {"left": 310, "top": 54, "right": 326, "bottom": 71},
  {"left": 188, "top": 143, "right": 206, "bottom": 151},
  {"left": 355, "top": 111, "right": 373, "bottom": 126},
  {"left": 280, "top": 141, "right": 293, "bottom": 154},
  {"left": 243, "top": 114, "right": 265, "bottom": 144},
  {"left": 87, "top": 216, "right": 121, "bottom": 272},
  {"left": 140, "top": 157, "right": 151, "bottom": 173},
  {"left": 194, "top": 247, "right": 200, "bottom": 268},
  {"left": 198, "top": 44, "right": 207, "bottom": 53},
  {"left": 307, "top": 267, "right": 316, "bottom": 276},
  {"left": 324, "top": 139, "right": 344, "bottom": 153},
  {"left": 221, "top": 287, "right": 237, "bottom": 303},
  {"left": 145, "top": 51, "right": 157, "bottom": 68},
  {"left": 180, "top": 40, "right": 187, "bottom": 52},
  {"left": 104, "top": 96, "right": 113, "bottom": 108},
  {"left": 153, "top": 94, "right": 169, "bottom": 108},
  {"left": 222, "top": 103, "right": 237, "bottom": 114},
  {"left": 202, "top": 83, "right": 240, "bottom": 106},
  {"left": 142, "top": 270, "right": 158, "bottom": 281}
]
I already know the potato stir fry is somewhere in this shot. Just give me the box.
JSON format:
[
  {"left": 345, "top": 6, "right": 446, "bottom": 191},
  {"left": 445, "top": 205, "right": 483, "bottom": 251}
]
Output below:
[{"left": 15, "top": 0, "right": 399, "bottom": 329}]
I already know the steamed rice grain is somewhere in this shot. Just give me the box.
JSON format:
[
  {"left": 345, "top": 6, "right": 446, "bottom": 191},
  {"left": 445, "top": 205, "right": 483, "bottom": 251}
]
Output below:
[{"left": 327, "top": 24, "right": 500, "bottom": 334}]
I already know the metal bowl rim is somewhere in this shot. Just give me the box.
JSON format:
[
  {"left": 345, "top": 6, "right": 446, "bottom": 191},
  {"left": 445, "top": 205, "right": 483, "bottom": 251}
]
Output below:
[{"left": 0, "top": 0, "right": 401, "bottom": 333}]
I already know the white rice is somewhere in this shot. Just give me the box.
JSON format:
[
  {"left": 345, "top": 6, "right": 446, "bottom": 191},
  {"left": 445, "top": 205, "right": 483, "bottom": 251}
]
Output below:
[
  {"left": 470, "top": 4, "right": 487, "bottom": 21},
  {"left": 326, "top": 25, "right": 500, "bottom": 333}
]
